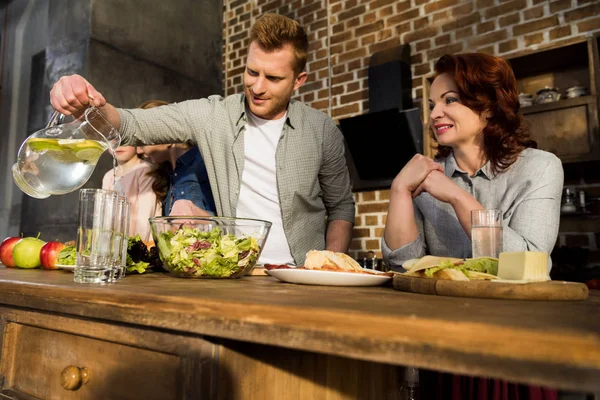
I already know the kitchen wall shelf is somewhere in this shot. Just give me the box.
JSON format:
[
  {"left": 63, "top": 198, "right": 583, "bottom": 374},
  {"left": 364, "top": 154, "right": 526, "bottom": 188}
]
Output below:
[
  {"left": 506, "top": 35, "right": 600, "bottom": 163},
  {"left": 520, "top": 95, "right": 595, "bottom": 115}
]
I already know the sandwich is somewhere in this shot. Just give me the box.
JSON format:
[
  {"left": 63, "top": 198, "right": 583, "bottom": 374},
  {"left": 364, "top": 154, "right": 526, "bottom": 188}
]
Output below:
[
  {"left": 304, "top": 250, "right": 364, "bottom": 272},
  {"left": 402, "top": 255, "right": 499, "bottom": 281},
  {"left": 265, "top": 250, "right": 392, "bottom": 276}
]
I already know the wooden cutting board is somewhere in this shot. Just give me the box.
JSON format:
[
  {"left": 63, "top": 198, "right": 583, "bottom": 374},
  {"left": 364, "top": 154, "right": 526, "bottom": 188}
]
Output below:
[{"left": 393, "top": 274, "right": 589, "bottom": 300}]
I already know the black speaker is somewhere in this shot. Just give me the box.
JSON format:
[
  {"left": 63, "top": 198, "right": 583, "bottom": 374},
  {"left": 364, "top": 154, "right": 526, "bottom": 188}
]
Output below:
[
  {"left": 339, "top": 107, "right": 422, "bottom": 191},
  {"left": 368, "top": 44, "right": 413, "bottom": 112}
]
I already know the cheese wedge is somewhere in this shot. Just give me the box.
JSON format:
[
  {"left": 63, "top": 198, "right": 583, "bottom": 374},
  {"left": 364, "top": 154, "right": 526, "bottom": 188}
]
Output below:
[{"left": 497, "top": 251, "right": 549, "bottom": 282}]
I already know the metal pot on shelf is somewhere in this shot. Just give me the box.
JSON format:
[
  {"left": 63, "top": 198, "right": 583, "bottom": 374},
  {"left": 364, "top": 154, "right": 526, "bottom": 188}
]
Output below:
[
  {"left": 518, "top": 93, "right": 533, "bottom": 108},
  {"left": 535, "top": 86, "right": 561, "bottom": 104},
  {"left": 565, "top": 86, "right": 587, "bottom": 99}
]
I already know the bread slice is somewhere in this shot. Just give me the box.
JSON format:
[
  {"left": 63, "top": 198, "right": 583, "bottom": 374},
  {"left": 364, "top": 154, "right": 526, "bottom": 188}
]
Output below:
[
  {"left": 407, "top": 256, "right": 464, "bottom": 273},
  {"left": 467, "top": 271, "right": 498, "bottom": 280},
  {"left": 436, "top": 268, "right": 470, "bottom": 281},
  {"left": 304, "top": 250, "right": 364, "bottom": 272}
]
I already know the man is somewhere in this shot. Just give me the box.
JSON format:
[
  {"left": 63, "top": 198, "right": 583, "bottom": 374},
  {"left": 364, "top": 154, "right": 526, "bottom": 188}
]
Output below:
[{"left": 50, "top": 14, "right": 355, "bottom": 265}]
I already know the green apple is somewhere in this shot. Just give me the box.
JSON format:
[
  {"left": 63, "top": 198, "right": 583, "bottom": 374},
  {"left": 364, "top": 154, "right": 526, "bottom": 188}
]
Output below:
[{"left": 12, "top": 237, "right": 46, "bottom": 268}]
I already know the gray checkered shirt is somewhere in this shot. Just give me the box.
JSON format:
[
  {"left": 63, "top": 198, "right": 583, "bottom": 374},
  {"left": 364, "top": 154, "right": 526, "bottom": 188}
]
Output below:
[
  {"left": 118, "top": 94, "right": 355, "bottom": 265},
  {"left": 382, "top": 148, "right": 564, "bottom": 270}
]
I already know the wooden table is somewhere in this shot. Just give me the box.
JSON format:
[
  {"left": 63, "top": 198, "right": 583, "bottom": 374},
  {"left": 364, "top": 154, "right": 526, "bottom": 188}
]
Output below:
[{"left": 0, "top": 268, "right": 598, "bottom": 399}]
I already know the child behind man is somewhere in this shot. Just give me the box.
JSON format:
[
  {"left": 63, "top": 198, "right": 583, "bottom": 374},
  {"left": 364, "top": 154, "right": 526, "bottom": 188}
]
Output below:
[{"left": 101, "top": 143, "right": 161, "bottom": 242}]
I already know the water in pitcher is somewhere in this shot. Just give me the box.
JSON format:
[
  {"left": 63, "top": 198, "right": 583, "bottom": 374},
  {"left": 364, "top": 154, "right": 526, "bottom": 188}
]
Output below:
[
  {"left": 12, "top": 106, "right": 120, "bottom": 199},
  {"left": 471, "top": 226, "right": 503, "bottom": 258},
  {"left": 14, "top": 136, "right": 109, "bottom": 196}
]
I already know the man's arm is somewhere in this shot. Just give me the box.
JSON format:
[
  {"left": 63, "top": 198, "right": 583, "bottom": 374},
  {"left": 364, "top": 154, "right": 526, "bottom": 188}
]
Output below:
[
  {"left": 50, "top": 75, "right": 121, "bottom": 128},
  {"left": 318, "top": 118, "right": 355, "bottom": 253},
  {"left": 325, "top": 219, "right": 353, "bottom": 253},
  {"left": 50, "top": 74, "right": 200, "bottom": 147}
]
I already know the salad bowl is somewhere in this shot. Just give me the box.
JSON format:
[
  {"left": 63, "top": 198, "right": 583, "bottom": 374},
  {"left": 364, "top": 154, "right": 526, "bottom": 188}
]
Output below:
[{"left": 149, "top": 216, "right": 271, "bottom": 278}]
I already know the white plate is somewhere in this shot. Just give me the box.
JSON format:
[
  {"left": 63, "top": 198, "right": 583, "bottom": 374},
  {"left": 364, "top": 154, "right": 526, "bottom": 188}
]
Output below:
[
  {"left": 266, "top": 268, "right": 391, "bottom": 287},
  {"left": 56, "top": 264, "right": 75, "bottom": 271}
]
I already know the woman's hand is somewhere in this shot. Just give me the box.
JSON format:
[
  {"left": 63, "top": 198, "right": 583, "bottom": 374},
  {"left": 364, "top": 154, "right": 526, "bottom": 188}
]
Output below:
[
  {"left": 391, "top": 154, "right": 444, "bottom": 195},
  {"left": 413, "top": 170, "right": 463, "bottom": 203}
]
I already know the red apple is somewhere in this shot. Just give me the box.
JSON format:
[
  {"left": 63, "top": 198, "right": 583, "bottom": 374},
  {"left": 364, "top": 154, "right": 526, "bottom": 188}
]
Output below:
[
  {"left": 40, "top": 241, "right": 66, "bottom": 270},
  {"left": 0, "top": 237, "right": 22, "bottom": 267}
]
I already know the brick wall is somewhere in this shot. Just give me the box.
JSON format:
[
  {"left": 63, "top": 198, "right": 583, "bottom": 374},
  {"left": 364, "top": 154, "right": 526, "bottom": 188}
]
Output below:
[{"left": 222, "top": 0, "right": 600, "bottom": 259}]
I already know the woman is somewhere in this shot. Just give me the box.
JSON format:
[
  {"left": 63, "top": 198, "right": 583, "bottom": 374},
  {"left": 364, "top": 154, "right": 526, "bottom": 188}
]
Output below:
[
  {"left": 382, "top": 53, "right": 562, "bottom": 399},
  {"left": 383, "top": 53, "right": 563, "bottom": 270}
]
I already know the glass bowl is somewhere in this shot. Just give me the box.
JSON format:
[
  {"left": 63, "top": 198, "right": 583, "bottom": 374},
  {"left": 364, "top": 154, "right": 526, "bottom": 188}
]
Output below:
[{"left": 149, "top": 216, "right": 272, "bottom": 278}]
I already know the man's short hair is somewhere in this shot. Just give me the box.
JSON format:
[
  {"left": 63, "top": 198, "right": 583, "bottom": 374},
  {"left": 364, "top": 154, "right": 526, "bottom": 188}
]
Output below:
[{"left": 250, "top": 13, "right": 309, "bottom": 74}]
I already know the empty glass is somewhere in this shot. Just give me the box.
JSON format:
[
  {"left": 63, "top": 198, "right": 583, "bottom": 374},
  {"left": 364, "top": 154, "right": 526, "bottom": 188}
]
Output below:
[
  {"left": 471, "top": 209, "right": 503, "bottom": 259},
  {"left": 113, "top": 197, "right": 130, "bottom": 281},
  {"left": 74, "top": 189, "right": 119, "bottom": 284}
]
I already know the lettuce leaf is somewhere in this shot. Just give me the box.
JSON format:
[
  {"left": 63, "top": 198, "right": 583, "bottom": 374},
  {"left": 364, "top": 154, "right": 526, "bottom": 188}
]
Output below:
[
  {"left": 127, "top": 259, "right": 151, "bottom": 274},
  {"left": 57, "top": 246, "right": 76, "bottom": 265},
  {"left": 159, "top": 226, "right": 261, "bottom": 278},
  {"left": 424, "top": 259, "right": 458, "bottom": 277},
  {"left": 463, "top": 257, "right": 498, "bottom": 275}
]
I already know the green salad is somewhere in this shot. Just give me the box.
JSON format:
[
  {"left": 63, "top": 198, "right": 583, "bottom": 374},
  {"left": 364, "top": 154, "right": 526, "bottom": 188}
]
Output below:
[
  {"left": 424, "top": 257, "right": 498, "bottom": 278},
  {"left": 58, "top": 246, "right": 76, "bottom": 265},
  {"left": 156, "top": 226, "right": 260, "bottom": 278}
]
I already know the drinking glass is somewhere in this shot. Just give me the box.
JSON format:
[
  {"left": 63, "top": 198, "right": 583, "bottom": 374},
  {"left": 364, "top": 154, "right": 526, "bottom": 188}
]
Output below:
[
  {"left": 116, "top": 197, "right": 130, "bottom": 280},
  {"left": 471, "top": 209, "right": 503, "bottom": 259},
  {"left": 110, "top": 196, "right": 130, "bottom": 281},
  {"left": 74, "top": 189, "right": 119, "bottom": 284}
]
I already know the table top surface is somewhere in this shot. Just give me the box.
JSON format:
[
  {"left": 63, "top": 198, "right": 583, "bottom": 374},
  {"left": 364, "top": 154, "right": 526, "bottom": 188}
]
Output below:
[{"left": 0, "top": 268, "right": 598, "bottom": 391}]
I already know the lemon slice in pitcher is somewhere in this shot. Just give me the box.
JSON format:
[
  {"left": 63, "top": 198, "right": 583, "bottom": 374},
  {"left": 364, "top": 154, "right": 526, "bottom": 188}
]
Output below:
[
  {"left": 57, "top": 139, "right": 107, "bottom": 161},
  {"left": 26, "top": 138, "right": 63, "bottom": 152},
  {"left": 73, "top": 140, "right": 107, "bottom": 161},
  {"left": 75, "top": 148, "right": 104, "bottom": 161}
]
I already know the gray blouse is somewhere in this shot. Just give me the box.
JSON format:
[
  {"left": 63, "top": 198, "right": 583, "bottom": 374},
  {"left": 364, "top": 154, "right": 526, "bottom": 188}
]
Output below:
[{"left": 382, "top": 148, "right": 564, "bottom": 271}]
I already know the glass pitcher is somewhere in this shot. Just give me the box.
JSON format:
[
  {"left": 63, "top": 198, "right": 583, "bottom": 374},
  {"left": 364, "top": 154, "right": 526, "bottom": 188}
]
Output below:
[{"left": 12, "top": 106, "right": 120, "bottom": 199}]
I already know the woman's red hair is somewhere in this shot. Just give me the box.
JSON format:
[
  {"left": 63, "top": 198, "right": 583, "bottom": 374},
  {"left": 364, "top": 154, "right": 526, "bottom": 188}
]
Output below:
[{"left": 432, "top": 53, "right": 536, "bottom": 173}]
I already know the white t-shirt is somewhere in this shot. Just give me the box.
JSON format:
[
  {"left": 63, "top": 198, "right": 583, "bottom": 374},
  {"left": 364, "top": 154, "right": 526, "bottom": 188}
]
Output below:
[{"left": 235, "top": 111, "right": 294, "bottom": 265}]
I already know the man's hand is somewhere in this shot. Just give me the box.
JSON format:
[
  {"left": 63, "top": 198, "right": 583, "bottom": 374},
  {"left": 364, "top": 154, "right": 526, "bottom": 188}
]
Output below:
[
  {"left": 50, "top": 75, "right": 106, "bottom": 115},
  {"left": 169, "top": 200, "right": 212, "bottom": 217}
]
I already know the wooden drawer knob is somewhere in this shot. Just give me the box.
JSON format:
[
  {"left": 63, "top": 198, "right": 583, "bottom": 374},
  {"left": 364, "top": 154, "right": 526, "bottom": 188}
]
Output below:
[{"left": 60, "top": 365, "right": 90, "bottom": 390}]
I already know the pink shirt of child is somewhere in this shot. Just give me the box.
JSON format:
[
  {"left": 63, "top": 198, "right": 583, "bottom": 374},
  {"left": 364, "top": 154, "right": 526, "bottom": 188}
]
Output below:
[{"left": 102, "top": 161, "right": 162, "bottom": 242}]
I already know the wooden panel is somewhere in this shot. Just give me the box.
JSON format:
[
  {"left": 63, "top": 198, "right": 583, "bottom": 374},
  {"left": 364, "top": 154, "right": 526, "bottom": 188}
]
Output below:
[
  {"left": 589, "top": 34, "right": 599, "bottom": 96},
  {"left": 524, "top": 103, "right": 590, "bottom": 157},
  {"left": 393, "top": 275, "right": 588, "bottom": 300},
  {"left": 0, "top": 307, "right": 214, "bottom": 399},
  {"left": 216, "top": 339, "right": 401, "bottom": 400},
  {"left": 421, "top": 76, "right": 434, "bottom": 158},
  {"left": 1, "top": 323, "right": 181, "bottom": 400}
]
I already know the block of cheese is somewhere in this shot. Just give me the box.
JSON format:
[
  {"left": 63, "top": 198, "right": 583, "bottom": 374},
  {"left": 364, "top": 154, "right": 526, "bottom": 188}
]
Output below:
[{"left": 497, "top": 251, "right": 549, "bottom": 281}]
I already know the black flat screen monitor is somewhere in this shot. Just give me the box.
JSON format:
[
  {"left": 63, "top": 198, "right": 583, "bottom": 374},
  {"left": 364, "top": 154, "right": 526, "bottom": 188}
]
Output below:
[{"left": 339, "top": 107, "right": 423, "bottom": 192}]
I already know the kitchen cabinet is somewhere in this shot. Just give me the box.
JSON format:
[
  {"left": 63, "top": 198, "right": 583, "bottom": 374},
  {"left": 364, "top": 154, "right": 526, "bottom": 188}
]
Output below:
[
  {"left": 508, "top": 35, "right": 600, "bottom": 163},
  {"left": 0, "top": 268, "right": 598, "bottom": 399}
]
